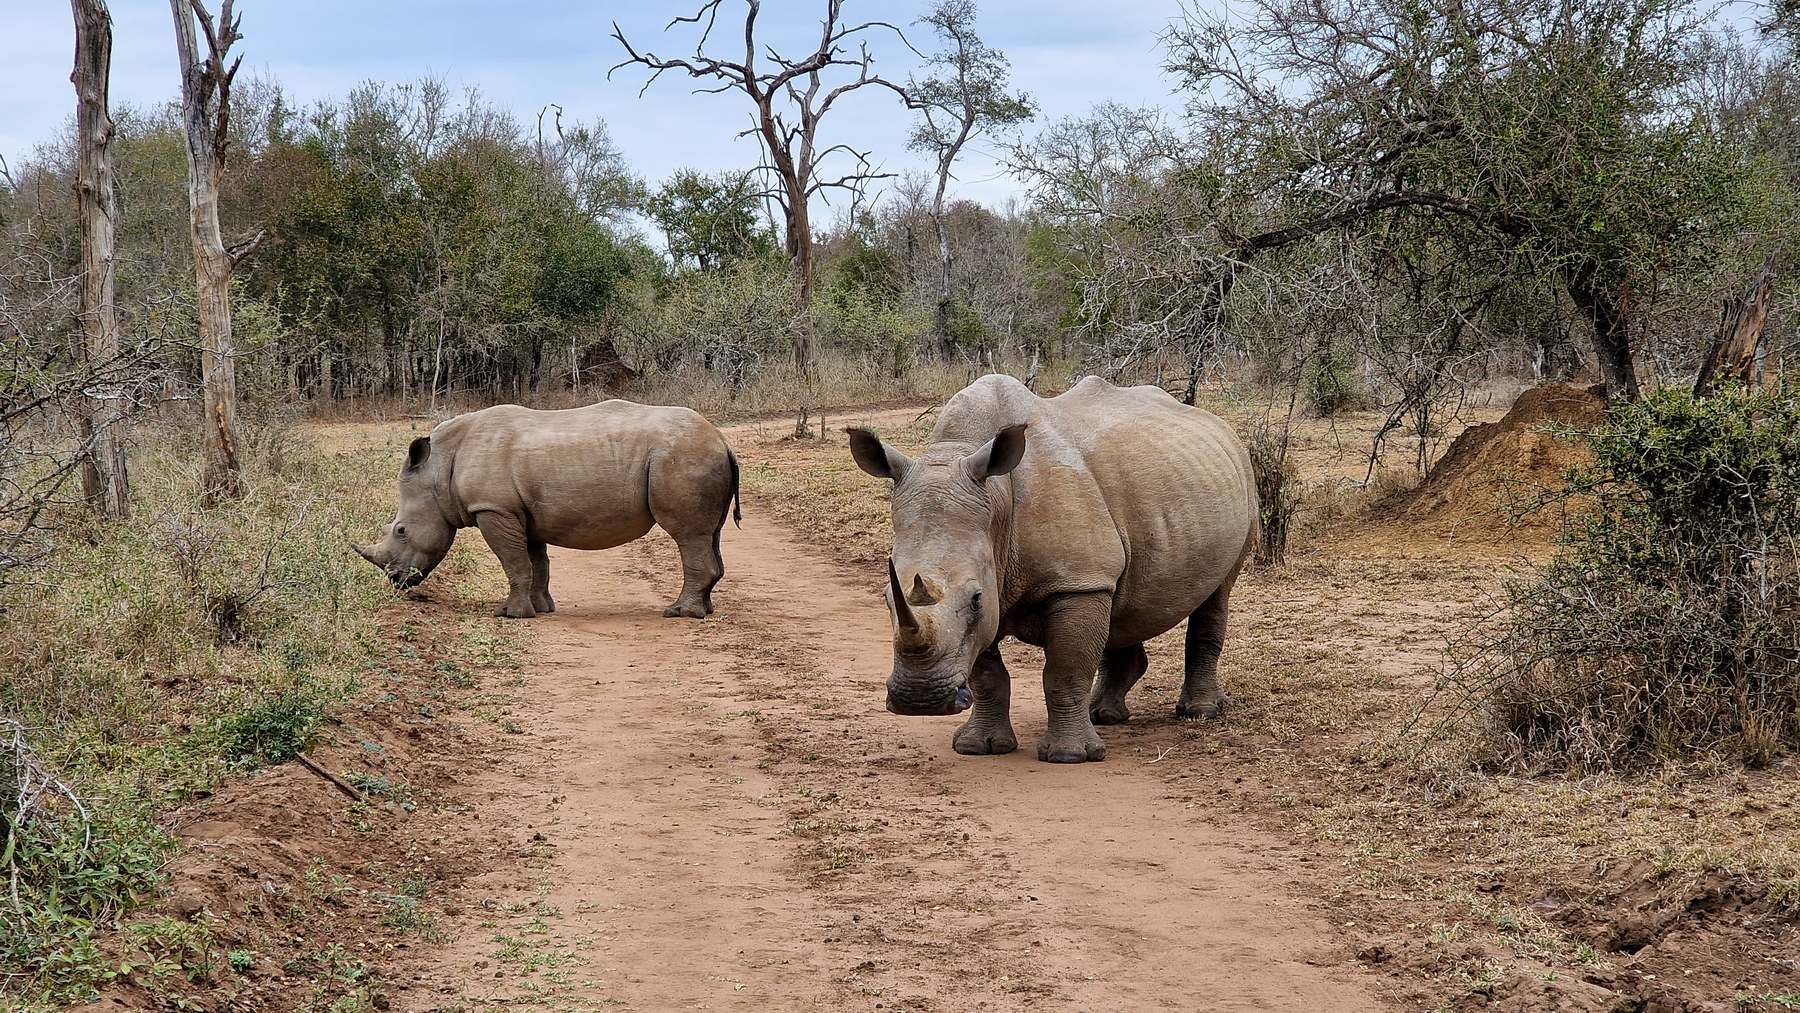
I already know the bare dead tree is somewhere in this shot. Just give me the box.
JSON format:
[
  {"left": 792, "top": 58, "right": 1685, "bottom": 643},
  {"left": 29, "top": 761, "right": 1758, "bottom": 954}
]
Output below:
[
  {"left": 1695, "top": 254, "right": 1778, "bottom": 394},
  {"left": 611, "top": 1, "right": 910, "bottom": 432},
  {"left": 70, "top": 0, "right": 129, "bottom": 518},
  {"left": 170, "top": 0, "right": 261, "bottom": 502}
]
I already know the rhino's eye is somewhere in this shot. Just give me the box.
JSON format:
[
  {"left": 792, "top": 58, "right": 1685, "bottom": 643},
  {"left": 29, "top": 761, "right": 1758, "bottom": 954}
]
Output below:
[{"left": 970, "top": 590, "right": 982, "bottom": 610}]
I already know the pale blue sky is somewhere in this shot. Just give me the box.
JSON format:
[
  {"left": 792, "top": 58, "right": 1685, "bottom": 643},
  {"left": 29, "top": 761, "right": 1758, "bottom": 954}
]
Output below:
[{"left": 2, "top": 1, "right": 1194, "bottom": 213}]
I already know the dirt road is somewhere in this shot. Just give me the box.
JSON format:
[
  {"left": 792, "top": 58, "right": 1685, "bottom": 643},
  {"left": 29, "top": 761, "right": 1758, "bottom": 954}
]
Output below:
[{"left": 393, "top": 417, "right": 1394, "bottom": 1012}]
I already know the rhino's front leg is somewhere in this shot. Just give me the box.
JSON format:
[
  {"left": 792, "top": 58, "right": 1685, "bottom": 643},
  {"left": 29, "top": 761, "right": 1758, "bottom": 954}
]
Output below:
[
  {"left": 953, "top": 644, "right": 1017, "bottom": 755},
  {"left": 1038, "top": 592, "right": 1111, "bottom": 763},
  {"left": 475, "top": 511, "right": 537, "bottom": 619},
  {"left": 527, "top": 538, "right": 555, "bottom": 614}
]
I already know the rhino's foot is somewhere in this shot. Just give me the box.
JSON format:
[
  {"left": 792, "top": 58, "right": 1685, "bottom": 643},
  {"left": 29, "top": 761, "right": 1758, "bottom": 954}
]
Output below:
[
  {"left": 952, "top": 719, "right": 1018, "bottom": 756},
  {"left": 1174, "top": 695, "right": 1228, "bottom": 721},
  {"left": 531, "top": 592, "right": 556, "bottom": 614},
  {"left": 497, "top": 599, "right": 538, "bottom": 620},
  {"left": 662, "top": 600, "right": 708, "bottom": 619},
  {"left": 1088, "top": 700, "right": 1131, "bottom": 726},
  {"left": 1037, "top": 729, "right": 1106, "bottom": 764}
]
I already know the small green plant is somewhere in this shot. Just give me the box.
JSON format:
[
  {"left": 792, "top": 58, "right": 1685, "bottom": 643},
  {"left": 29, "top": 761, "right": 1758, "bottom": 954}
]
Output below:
[
  {"left": 212, "top": 690, "right": 324, "bottom": 766},
  {"left": 1735, "top": 993, "right": 1800, "bottom": 1010},
  {"left": 126, "top": 915, "right": 217, "bottom": 985},
  {"left": 227, "top": 949, "right": 254, "bottom": 972},
  {"left": 345, "top": 772, "right": 414, "bottom": 811}
]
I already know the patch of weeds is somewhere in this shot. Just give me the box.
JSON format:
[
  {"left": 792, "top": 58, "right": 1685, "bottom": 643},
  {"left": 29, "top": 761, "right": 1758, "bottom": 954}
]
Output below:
[
  {"left": 211, "top": 689, "right": 325, "bottom": 766},
  {"left": 125, "top": 915, "right": 218, "bottom": 986},
  {"left": 1736, "top": 994, "right": 1800, "bottom": 1010},
  {"left": 0, "top": 793, "right": 173, "bottom": 1005},
  {"left": 378, "top": 872, "right": 441, "bottom": 941},
  {"left": 492, "top": 931, "right": 579, "bottom": 974},
  {"left": 434, "top": 659, "right": 475, "bottom": 688},
  {"left": 346, "top": 772, "right": 416, "bottom": 810}
]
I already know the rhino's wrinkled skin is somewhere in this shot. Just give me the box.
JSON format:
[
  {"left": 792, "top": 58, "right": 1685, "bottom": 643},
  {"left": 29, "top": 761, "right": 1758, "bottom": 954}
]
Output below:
[
  {"left": 355, "top": 400, "right": 741, "bottom": 619},
  {"left": 849, "top": 375, "right": 1257, "bottom": 763}
]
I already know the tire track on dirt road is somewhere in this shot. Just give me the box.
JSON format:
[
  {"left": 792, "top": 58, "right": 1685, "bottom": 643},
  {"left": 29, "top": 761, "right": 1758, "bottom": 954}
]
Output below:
[{"left": 393, "top": 422, "right": 1394, "bottom": 1011}]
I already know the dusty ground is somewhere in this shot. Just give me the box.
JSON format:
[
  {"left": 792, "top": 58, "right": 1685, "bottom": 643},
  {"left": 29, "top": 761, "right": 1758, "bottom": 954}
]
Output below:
[{"left": 86, "top": 397, "right": 1800, "bottom": 1012}]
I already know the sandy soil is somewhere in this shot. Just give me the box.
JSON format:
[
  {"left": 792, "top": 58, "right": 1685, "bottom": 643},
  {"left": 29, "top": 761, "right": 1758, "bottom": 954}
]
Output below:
[{"left": 387, "top": 412, "right": 1396, "bottom": 1012}]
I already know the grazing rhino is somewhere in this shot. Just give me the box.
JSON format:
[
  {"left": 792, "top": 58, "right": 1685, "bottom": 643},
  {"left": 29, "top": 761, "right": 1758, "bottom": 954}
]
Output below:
[
  {"left": 354, "top": 400, "right": 741, "bottom": 619},
  {"left": 848, "top": 374, "right": 1257, "bottom": 763}
]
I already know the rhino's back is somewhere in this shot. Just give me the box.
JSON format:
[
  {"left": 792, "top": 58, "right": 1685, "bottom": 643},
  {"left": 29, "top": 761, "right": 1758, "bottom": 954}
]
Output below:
[
  {"left": 970, "top": 375, "right": 1255, "bottom": 645},
  {"left": 440, "top": 400, "right": 707, "bottom": 449}
]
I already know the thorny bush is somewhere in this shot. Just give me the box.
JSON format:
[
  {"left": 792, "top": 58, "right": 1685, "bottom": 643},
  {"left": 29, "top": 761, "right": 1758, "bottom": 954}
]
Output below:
[{"left": 1426, "top": 381, "right": 1800, "bottom": 771}]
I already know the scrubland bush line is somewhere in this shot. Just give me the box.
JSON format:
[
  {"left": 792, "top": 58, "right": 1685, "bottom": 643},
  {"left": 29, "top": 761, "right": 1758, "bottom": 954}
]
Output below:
[{"left": 0, "top": 413, "right": 449, "bottom": 1006}]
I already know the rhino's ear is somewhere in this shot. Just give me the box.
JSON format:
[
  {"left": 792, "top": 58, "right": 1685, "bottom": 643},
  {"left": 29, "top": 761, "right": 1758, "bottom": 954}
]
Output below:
[
  {"left": 848, "top": 427, "right": 911, "bottom": 482},
  {"left": 963, "top": 423, "right": 1028, "bottom": 483},
  {"left": 405, "top": 436, "right": 431, "bottom": 472}
]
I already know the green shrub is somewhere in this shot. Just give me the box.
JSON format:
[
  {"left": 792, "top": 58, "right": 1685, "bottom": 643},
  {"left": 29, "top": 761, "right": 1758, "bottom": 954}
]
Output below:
[
  {"left": 1433, "top": 381, "right": 1800, "bottom": 771},
  {"left": 1305, "top": 347, "right": 1368, "bottom": 416},
  {"left": 212, "top": 690, "right": 325, "bottom": 766},
  {"left": 0, "top": 799, "right": 172, "bottom": 1002}
]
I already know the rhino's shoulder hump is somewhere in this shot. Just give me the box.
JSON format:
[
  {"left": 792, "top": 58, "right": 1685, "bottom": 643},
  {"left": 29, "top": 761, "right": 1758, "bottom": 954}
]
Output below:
[
  {"left": 946, "top": 374, "right": 1036, "bottom": 415},
  {"left": 933, "top": 373, "right": 1044, "bottom": 442}
]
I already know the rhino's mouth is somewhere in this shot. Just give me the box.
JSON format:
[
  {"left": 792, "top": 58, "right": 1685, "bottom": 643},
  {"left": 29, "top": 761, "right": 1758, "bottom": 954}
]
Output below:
[
  {"left": 886, "top": 680, "right": 972, "bottom": 716},
  {"left": 388, "top": 560, "right": 436, "bottom": 590}
]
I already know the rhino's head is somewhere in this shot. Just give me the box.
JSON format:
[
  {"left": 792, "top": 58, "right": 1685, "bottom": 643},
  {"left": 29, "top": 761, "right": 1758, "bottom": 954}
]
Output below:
[
  {"left": 354, "top": 435, "right": 456, "bottom": 590},
  {"left": 848, "top": 423, "right": 1028, "bottom": 716}
]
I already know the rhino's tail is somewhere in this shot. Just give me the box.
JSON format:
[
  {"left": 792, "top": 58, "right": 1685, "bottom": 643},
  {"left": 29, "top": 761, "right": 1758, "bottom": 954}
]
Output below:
[{"left": 726, "top": 446, "right": 743, "bottom": 528}]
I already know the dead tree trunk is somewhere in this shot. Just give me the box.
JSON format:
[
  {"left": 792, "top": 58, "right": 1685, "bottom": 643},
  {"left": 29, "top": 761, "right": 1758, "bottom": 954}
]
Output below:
[
  {"left": 71, "top": 0, "right": 128, "bottom": 518},
  {"left": 170, "top": 0, "right": 254, "bottom": 503},
  {"left": 786, "top": 196, "right": 814, "bottom": 377},
  {"left": 1695, "top": 255, "right": 1778, "bottom": 396}
]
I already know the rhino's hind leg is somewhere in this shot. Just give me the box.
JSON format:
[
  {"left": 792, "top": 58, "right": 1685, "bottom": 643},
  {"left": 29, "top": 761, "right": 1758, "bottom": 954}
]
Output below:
[
  {"left": 527, "top": 538, "right": 555, "bottom": 614},
  {"left": 662, "top": 532, "right": 720, "bottom": 619},
  {"left": 476, "top": 511, "right": 537, "bottom": 619},
  {"left": 953, "top": 645, "right": 1017, "bottom": 755},
  {"left": 1176, "top": 577, "right": 1236, "bottom": 720},
  {"left": 699, "top": 526, "right": 724, "bottom": 616},
  {"left": 1088, "top": 644, "right": 1147, "bottom": 725},
  {"left": 1038, "top": 592, "right": 1111, "bottom": 763}
]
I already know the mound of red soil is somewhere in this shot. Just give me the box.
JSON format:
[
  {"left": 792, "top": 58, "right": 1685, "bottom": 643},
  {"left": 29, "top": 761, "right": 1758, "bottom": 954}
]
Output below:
[{"left": 1392, "top": 383, "right": 1608, "bottom": 540}]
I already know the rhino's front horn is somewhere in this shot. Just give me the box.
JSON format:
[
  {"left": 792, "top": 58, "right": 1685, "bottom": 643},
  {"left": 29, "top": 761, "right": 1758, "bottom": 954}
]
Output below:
[
  {"left": 888, "top": 558, "right": 919, "bottom": 633},
  {"left": 352, "top": 542, "right": 380, "bottom": 567}
]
